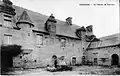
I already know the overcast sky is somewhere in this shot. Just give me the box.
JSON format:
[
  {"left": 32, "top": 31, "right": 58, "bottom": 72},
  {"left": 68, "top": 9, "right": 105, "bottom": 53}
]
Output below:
[{"left": 10, "top": 0, "right": 119, "bottom": 38}]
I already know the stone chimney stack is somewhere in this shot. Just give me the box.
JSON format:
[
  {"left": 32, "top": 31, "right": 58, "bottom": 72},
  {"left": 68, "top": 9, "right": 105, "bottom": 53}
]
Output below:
[{"left": 66, "top": 17, "right": 72, "bottom": 25}]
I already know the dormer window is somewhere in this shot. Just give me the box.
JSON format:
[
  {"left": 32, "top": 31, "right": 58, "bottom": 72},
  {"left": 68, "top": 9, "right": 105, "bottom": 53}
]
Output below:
[
  {"left": 66, "top": 17, "right": 72, "bottom": 25},
  {"left": 86, "top": 25, "right": 93, "bottom": 36},
  {"left": 0, "top": 0, "right": 16, "bottom": 27},
  {"left": 3, "top": 14, "right": 12, "bottom": 27},
  {"left": 75, "top": 26, "right": 86, "bottom": 39},
  {"left": 45, "top": 14, "right": 57, "bottom": 33}
]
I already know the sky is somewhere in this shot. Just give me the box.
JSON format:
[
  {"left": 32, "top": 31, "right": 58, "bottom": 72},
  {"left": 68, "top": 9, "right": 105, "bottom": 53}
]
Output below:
[{"left": 9, "top": 0, "right": 119, "bottom": 38}]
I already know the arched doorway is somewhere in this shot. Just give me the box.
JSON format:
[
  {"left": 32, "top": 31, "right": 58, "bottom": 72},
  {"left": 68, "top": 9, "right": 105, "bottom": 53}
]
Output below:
[
  {"left": 111, "top": 54, "right": 119, "bottom": 65},
  {"left": 71, "top": 57, "right": 76, "bottom": 65}
]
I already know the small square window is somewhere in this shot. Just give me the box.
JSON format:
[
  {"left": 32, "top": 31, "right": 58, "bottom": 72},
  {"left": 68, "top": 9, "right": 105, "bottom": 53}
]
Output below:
[
  {"left": 28, "top": 33, "right": 30, "bottom": 36},
  {"left": 101, "top": 58, "right": 106, "bottom": 63}
]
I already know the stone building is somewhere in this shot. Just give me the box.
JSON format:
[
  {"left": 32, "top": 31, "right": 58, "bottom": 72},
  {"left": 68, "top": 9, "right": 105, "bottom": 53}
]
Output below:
[
  {"left": 0, "top": 0, "right": 91, "bottom": 68},
  {"left": 0, "top": 0, "right": 119, "bottom": 68},
  {"left": 86, "top": 33, "right": 120, "bottom": 66}
]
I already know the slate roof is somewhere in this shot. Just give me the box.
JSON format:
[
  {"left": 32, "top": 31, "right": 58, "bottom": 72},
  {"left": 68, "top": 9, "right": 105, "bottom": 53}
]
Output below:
[
  {"left": 13, "top": 5, "right": 81, "bottom": 38},
  {"left": 99, "top": 33, "right": 120, "bottom": 40},
  {"left": 87, "top": 33, "right": 120, "bottom": 49}
]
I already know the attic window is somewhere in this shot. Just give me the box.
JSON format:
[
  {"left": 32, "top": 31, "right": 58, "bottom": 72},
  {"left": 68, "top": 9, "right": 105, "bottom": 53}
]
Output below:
[
  {"left": 3, "top": 14, "right": 12, "bottom": 22},
  {"left": 66, "top": 17, "right": 72, "bottom": 25}
]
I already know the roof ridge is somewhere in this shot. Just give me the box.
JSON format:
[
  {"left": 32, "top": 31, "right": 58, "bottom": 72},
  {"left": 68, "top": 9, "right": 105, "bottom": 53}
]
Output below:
[
  {"left": 13, "top": 5, "right": 80, "bottom": 27},
  {"left": 99, "top": 33, "right": 120, "bottom": 40},
  {"left": 13, "top": 5, "right": 82, "bottom": 38}
]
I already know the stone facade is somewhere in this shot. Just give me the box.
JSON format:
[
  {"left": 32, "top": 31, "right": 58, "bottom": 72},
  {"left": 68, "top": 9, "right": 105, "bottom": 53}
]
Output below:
[
  {"left": 86, "top": 34, "right": 120, "bottom": 66},
  {"left": 0, "top": 0, "right": 86, "bottom": 68},
  {"left": 0, "top": 0, "right": 119, "bottom": 68}
]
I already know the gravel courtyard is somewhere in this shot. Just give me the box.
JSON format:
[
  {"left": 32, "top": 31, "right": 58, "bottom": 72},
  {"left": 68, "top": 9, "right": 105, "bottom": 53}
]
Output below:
[{"left": 5, "top": 66, "right": 120, "bottom": 75}]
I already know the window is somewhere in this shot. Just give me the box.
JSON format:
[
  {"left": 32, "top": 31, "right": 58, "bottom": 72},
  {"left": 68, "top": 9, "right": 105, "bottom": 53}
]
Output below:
[
  {"left": 37, "top": 34, "right": 43, "bottom": 45},
  {"left": 3, "top": 14, "right": 12, "bottom": 27},
  {"left": 51, "top": 23, "right": 56, "bottom": 33},
  {"left": 4, "top": 21, "right": 12, "bottom": 27},
  {"left": 94, "top": 58, "right": 97, "bottom": 64},
  {"left": 44, "top": 36, "right": 49, "bottom": 45},
  {"left": 28, "top": 33, "right": 30, "bottom": 36},
  {"left": 45, "top": 36, "right": 48, "bottom": 39},
  {"left": 20, "top": 56, "right": 22, "bottom": 59},
  {"left": 34, "top": 60, "right": 37, "bottom": 62},
  {"left": 60, "top": 38, "right": 66, "bottom": 48},
  {"left": 4, "top": 34, "right": 12, "bottom": 45},
  {"left": 0, "top": 13, "right": 3, "bottom": 25},
  {"left": 101, "top": 58, "right": 106, "bottom": 63},
  {"left": 93, "top": 52, "right": 98, "bottom": 54},
  {"left": 72, "top": 57, "right": 76, "bottom": 65}
]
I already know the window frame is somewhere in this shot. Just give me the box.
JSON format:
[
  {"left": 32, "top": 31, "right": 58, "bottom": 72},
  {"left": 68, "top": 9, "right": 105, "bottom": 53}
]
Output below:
[
  {"left": 36, "top": 33, "right": 44, "bottom": 45},
  {"left": 3, "top": 14, "right": 12, "bottom": 28},
  {"left": 59, "top": 37, "right": 66, "bottom": 48},
  {"left": 4, "top": 34, "right": 12, "bottom": 45}
]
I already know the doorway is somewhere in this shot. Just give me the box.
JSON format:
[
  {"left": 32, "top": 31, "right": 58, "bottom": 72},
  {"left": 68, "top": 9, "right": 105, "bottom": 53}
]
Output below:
[
  {"left": 111, "top": 54, "right": 119, "bottom": 65},
  {"left": 94, "top": 58, "right": 97, "bottom": 65},
  {"left": 72, "top": 57, "right": 76, "bottom": 65}
]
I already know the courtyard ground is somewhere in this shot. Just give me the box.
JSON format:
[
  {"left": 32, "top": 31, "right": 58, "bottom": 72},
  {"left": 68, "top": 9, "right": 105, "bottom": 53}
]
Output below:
[{"left": 4, "top": 66, "right": 120, "bottom": 75}]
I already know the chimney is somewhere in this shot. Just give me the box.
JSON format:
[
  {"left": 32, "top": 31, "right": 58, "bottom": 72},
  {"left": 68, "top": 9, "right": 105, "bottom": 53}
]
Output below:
[{"left": 66, "top": 17, "right": 72, "bottom": 25}]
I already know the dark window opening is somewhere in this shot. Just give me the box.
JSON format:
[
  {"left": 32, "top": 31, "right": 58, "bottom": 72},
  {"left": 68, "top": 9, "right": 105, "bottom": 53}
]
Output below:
[
  {"left": 83, "top": 48, "right": 84, "bottom": 50},
  {"left": 4, "top": 15, "right": 12, "bottom": 18},
  {"left": 101, "top": 58, "right": 106, "bottom": 63},
  {"left": 111, "top": 54, "right": 119, "bottom": 65},
  {"left": 20, "top": 56, "right": 22, "bottom": 59},
  {"left": 28, "top": 33, "right": 30, "bottom": 36},
  {"left": 94, "top": 58, "right": 97, "bottom": 64},
  {"left": 72, "top": 57, "right": 76, "bottom": 65},
  {"left": 45, "top": 37, "right": 48, "bottom": 39},
  {"left": 4, "top": 19, "right": 12, "bottom": 22},
  {"left": 72, "top": 44, "right": 74, "bottom": 46},
  {"left": 34, "top": 60, "right": 37, "bottom": 62}
]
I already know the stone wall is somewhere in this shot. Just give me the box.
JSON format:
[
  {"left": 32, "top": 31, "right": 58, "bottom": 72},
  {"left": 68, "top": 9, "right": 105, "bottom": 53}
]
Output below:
[
  {"left": 0, "top": 25, "right": 83, "bottom": 68},
  {"left": 86, "top": 46, "right": 120, "bottom": 66}
]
